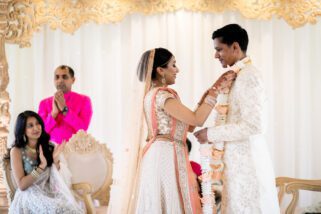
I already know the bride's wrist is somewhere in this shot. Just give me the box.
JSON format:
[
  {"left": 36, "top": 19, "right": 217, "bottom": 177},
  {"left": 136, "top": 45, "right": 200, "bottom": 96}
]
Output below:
[
  {"left": 209, "top": 86, "right": 219, "bottom": 98},
  {"left": 38, "top": 164, "right": 46, "bottom": 171},
  {"left": 204, "top": 95, "right": 217, "bottom": 108}
]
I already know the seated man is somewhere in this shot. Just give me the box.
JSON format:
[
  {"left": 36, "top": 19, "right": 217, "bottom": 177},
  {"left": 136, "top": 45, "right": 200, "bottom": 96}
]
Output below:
[{"left": 38, "top": 65, "right": 93, "bottom": 144}]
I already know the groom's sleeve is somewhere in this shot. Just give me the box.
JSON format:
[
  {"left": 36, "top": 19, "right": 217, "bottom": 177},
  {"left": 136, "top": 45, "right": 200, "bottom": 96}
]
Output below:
[{"left": 207, "top": 70, "right": 264, "bottom": 142}]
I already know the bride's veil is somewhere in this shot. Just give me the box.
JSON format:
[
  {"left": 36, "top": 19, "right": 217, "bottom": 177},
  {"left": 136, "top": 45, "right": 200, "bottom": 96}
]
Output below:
[{"left": 107, "top": 49, "right": 155, "bottom": 214}]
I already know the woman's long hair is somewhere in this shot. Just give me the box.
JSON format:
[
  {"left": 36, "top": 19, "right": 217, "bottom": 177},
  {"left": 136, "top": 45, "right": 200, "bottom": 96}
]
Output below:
[
  {"left": 12, "top": 110, "right": 54, "bottom": 167},
  {"left": 127, "top": 48, "right": 174, "bottom": 213},
  {"left": 137, "top": 47, "right": 173, "bottom": 82}
]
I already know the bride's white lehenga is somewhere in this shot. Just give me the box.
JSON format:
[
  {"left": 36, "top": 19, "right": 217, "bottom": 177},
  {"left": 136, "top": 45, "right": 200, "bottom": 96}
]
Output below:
[
  {"left": 9, "top": 148, "right": 83, "bottom": 214},
  {"left": 135, "top": 87, "right": 202, "bottom": 214},
  {"left": 207, "top": 64, "right": 280, "bottom": 214}
]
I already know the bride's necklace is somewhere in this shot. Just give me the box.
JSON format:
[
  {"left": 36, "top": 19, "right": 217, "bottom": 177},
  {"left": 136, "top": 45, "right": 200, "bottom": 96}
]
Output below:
[{"left": 26, "top": 145, "right": 37, "bottom": 154}]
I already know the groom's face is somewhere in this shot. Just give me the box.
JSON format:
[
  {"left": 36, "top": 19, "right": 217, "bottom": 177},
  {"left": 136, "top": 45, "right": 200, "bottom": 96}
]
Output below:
[{"left": 213, "top": 38, "right": 236, "bottom": 68}]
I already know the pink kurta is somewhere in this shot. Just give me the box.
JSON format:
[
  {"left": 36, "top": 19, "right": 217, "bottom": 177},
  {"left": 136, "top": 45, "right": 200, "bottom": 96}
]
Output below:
[{"left": 38, "top": 91, "right": 92, "bottom": 144}]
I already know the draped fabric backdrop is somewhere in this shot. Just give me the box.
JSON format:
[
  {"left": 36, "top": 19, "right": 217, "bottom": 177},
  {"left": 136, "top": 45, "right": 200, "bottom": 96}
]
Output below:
[{"left": 5, "top": 11, "right": 321, "bottom": 212}]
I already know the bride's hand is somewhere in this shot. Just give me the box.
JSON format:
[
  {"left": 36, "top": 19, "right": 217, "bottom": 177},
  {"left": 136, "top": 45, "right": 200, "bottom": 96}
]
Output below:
[
  {"left": 207, "top": 88, "right": 218, "bottom": 98},
  {"left": 213, "top": 70, "right": 236, "bottom": 93},
  {"left": 198, "top": 70, "right": 236, "bottom": 105}
]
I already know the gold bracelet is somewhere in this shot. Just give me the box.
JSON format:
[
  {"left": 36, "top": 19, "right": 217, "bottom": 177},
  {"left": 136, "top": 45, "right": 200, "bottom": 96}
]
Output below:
[
  {"left": 36, "top": 167, "right": 44, "bottom": 173},
  {"left": 30, "top": 168, "right": 40, "bottom": 179},
  {"left": 38, "top": 166, "right": 45, "bottom": 171},
  {"left": 204, "top": 95, "right": 217, "bottom": 108}
]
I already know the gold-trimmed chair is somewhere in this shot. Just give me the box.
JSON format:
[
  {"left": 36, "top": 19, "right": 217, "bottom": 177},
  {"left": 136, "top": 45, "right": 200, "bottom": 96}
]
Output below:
[
  {"left": 1, "top": 150, "right": 17, "bottom": 204},
  {"left": 0, "top": 148, "right": 101, "bottom": 214},
  {"left": 63, "top": 130, "right": 113, "bottom": 214},
  {"left": 276, "top": 177, "right": 321, "bottom": 214}
]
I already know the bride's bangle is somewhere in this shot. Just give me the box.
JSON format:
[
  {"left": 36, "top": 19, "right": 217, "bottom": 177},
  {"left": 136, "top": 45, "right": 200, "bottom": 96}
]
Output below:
[
  {"left": 31, "top": 168, "right": 40, "bottom": 179},
  {"left": 204, "top": 95, "right": 217, "bottom": 108},
  {"left": 38, "top": 165, "right": 45, "bottom": 171}
]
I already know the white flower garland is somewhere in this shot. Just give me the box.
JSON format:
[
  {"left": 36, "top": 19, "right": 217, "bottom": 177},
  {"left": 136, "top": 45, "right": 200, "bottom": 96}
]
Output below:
[{"left": 199, "top": 57, "right": 251, "bottom": 214}]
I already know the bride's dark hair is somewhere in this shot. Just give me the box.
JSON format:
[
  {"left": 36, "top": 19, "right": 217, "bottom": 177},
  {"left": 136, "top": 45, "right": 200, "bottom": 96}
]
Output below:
[{"left": 137, "top": 48, "right": 173, "bottom": 82}]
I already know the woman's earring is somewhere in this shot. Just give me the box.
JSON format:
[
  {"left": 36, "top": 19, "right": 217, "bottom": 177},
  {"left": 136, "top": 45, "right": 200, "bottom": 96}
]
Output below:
[
  {"left": 23, "top": 135, "right": 27, "bottom": 142},
  {"left": 161, "top": 76, "right": 166, "bottom": 86},
  {"left": 151, "top": 81, "right": 156, "bottom": 88}
]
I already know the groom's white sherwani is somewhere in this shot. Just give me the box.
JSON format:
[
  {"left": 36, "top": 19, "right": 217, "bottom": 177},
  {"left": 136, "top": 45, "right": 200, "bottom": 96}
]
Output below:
[{"left": 207, "top": 64, "right": 280, "bottom": 214}]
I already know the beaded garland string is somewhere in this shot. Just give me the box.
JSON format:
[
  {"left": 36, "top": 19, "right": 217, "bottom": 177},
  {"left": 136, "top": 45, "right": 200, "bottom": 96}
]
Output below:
[{"left": 199, "top": 57, "right": 251, "bottom": 214}]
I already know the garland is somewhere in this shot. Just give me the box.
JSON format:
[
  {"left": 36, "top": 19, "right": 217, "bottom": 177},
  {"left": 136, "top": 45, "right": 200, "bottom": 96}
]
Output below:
[{"left": 199, "top": 57, "right": 251, "bottom": 213}]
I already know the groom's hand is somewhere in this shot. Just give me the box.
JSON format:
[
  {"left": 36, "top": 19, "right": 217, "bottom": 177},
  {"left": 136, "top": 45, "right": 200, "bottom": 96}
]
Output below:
[{"left": 194, "top": 128, "right": 208, "bottom": 144}]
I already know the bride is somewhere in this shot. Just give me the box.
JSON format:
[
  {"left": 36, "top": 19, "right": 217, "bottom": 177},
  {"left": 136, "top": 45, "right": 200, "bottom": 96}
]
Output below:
[{"left": 132, "top": 47, "right": 235, "bottom": 214}]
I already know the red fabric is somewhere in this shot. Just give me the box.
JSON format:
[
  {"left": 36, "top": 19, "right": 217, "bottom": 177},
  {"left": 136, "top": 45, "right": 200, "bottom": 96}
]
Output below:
[{"left": 190, "top": 161, "right": 202, "bottom": 177}]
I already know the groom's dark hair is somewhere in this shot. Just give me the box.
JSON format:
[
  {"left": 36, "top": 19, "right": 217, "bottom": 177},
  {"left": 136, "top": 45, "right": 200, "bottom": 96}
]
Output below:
[{"left": 212, "top": 24, "right": 249, "bottom": 53}]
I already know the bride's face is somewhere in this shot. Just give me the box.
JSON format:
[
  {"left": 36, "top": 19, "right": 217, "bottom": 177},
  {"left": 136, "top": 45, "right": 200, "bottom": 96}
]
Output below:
[{"left": 163, "top": 57, "right": 179, "bottom": 85}]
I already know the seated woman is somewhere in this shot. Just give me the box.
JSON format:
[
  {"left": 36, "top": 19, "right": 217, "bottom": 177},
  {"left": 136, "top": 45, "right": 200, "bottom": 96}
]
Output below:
[{"left": 9, "top": 110, "right": 83, "bottom": 213}]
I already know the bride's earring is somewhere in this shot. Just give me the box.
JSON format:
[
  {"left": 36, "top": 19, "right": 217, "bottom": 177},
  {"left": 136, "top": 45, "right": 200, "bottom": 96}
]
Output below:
[
  {"left": 151, "top": 81, "right": 156, "bottom": 88},
  {"left": 161, "top": 76, "right": 166, "bottom": 86}
]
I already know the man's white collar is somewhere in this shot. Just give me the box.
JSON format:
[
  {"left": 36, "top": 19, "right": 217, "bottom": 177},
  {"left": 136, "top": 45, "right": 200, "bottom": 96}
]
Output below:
[{"left": 230, "top": 56, "right": 251, "bottom": 73}]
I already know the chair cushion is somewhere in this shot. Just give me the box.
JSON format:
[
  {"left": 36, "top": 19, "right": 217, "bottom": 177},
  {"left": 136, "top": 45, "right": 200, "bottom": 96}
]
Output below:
[{"left": 66, "top": 152, "right": 108, "bottom": 193}]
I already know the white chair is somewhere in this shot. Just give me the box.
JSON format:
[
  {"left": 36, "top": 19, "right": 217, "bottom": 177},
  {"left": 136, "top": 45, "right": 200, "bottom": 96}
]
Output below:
[{"left": 63, "top": 130, "right": 113, "bottom": 214}]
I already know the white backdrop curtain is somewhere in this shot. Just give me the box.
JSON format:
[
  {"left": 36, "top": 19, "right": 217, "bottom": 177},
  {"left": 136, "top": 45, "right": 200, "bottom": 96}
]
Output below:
[{"left": 5, "top": 10, "right": 321, "bottom": 212}]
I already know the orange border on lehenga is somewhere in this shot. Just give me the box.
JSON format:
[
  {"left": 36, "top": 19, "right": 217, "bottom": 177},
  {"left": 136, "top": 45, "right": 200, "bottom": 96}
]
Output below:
[{"left": 142, "top": 87, "right": 202, "bottom": 214}]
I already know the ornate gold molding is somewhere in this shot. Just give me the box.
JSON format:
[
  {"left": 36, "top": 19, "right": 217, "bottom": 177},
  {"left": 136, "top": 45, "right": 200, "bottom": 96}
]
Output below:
[
  {"left": 2, "top": 0, "right": 321, "bottom": 47},
  {"left": 0, "top": 0, "right": 10, "bottom": 161},
  {"left": 0, "top": 2, "right": 11, "bottom": 211}
]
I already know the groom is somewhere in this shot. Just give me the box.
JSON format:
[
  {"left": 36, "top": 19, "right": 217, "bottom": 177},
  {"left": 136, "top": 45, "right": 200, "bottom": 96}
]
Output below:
[{"left": 194, "top": 24, "right": 280, "bottom": 213}]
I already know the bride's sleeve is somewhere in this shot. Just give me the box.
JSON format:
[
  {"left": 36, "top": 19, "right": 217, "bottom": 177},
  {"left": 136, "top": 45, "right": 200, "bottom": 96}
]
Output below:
[{"left": 157, "top": 90, "right": 176, "bottom": 110}]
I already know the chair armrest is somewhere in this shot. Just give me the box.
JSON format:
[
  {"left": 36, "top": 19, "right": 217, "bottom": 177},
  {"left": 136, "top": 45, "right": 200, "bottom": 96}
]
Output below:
[
  {"left": 72, "top": 182, "right": 95, "bottom": 214},
  {"left": 276, "top": 177, "right": 321, "bottom": 205},
  {"left": 276, "top": 177, "right": 298, "bottom": 205},
  {"left": 276, "top": 177, "right": 319, "bottom": 186},
  {"left": 276, "top": 177, "right": 321, "bottom": 214},
  {"left": 72, "top": 182, "right": 92, "bottom": 194},
  {"left": 285, "top": 180, "right": 321, "bottom": 214},
  {"left": 1, "top": 153, "right": 16, "bottom": 202}
]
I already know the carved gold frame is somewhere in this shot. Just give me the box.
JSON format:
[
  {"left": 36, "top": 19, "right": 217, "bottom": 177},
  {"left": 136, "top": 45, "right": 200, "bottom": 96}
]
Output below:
[{"left": 0, "top": 0, "right": 320, "bottom": 210}]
